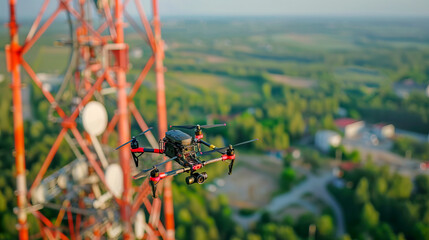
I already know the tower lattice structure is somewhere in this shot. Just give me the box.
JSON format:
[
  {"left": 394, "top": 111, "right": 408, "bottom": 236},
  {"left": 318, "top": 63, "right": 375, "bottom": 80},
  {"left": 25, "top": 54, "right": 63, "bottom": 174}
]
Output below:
[{"left": 6, "top": 0, "right": 174, "bottom": 239}]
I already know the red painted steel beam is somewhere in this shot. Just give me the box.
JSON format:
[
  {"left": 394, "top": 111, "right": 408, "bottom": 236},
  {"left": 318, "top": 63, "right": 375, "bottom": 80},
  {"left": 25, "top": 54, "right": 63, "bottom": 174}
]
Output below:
[
  {"left": 128, "top": 55, "right": 155, "bottom": 100},
  {"left": 152, "top": 0, "right": 175, "bottom": 238},
  {"left": 29, "top": 128, "right": 67, "bottom": 196},
  {"left": 20, "top": 59, "right": 66, "bottom": 118},
  {"left": 8, "top": 0, "right": 28, "bottom": 238},
  {"left": 129, "top": 101, "right": 158, "bottom": 148},
  {"left": 134, "top": 0, "right": 156, "bottom": 51},
  {"left": 21, "top": 6, "right": 64, "bottom": 55},
  {"left": 114, "top": 0, "right": 132, "bottom": 239},
  {"left": 66, "top": 203, "right": 76, "bottom": 240},
  {"left": 102, "top": 111, "right": 119, "bottom": 144},
  {"left": 25, "top": 0, "right": 51, "bottom": 42},
  {"left": 34, "top": 211, "right": 69, "bottom": 240}
]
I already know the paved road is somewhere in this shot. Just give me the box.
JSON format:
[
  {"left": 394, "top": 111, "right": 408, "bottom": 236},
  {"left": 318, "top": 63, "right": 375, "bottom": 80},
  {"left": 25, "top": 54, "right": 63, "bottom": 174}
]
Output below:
[{"left": 233, "top": 171, "right": 346, "bottom": 238}]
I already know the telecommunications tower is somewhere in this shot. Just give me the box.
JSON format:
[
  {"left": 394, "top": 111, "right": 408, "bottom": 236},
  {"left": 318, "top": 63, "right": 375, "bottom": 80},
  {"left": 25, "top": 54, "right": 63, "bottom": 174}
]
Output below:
[{"left": 6, "top": 0, "right": 174, "bottom": 239}]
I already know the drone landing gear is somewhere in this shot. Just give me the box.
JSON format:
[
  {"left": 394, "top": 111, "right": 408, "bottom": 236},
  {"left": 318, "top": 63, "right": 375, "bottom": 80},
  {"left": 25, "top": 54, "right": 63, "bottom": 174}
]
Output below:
[{"left": 149, "top": 169, "right": 160, "bottom": 198}]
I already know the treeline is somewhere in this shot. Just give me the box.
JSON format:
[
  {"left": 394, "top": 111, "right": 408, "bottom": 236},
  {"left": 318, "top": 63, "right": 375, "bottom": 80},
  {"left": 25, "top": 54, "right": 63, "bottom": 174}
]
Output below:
[
  {"left": 172, "top": 181, "right": 339, "bottom": 240},
  {"left": 329, "top": 161, "right": 429, "bottom": 239}
]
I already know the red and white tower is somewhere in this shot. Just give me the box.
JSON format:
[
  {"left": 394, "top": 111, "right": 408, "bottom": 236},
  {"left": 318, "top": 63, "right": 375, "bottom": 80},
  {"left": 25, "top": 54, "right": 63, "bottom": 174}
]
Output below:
[{"left": 6, "top": 0, "right": 174, "bottom": 239}]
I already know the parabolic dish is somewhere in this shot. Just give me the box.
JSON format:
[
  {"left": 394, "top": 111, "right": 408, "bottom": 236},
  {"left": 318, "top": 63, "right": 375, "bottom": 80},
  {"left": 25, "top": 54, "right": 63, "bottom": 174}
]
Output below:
[
  {"left": 32, "top": 185, "right": 47, "bottom": 204},
  {"left": 81, "top": 101, "right": 108, "bottom": 136},
  {"left": 105, "top": 164, "right": 124, "bottom": 198},
  {"left": 72, "top": 160, "right": 88, "bottom": 182},
  {"left": 135, "top": 210, "right": 146, "bottom": 238}
]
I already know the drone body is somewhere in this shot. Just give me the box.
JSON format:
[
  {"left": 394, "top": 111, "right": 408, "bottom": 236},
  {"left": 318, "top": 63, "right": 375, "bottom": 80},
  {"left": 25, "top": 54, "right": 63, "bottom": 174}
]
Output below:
[{"left": 116, "top": 124, "right": 257, "bottom": 197}]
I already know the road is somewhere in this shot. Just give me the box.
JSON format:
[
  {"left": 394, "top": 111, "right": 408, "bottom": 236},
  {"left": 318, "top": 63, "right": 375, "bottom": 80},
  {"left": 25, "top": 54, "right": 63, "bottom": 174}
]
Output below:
[{"left": 233, "top": 171, "right": 346, "bottom": 238}]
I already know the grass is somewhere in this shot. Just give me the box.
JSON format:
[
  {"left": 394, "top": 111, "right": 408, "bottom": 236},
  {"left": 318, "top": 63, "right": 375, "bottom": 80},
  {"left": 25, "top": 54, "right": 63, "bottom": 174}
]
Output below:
[{"left": 334, "top": 66, "right": 387, "bottom": 84}]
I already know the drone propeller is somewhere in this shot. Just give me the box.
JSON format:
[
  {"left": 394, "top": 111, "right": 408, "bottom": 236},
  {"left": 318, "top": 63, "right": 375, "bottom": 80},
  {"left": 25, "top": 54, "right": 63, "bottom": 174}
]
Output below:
[
  {"left": 133, "top": 156, "right": 177, "bottom": 180},
  {"left": 169, "top": 123, "right": 226, "bottom": 130},
  {"left": 200, "top": 138, "right": 259, "bottom": 155},
  {"left": 115, "top": 127, "right": 153, "bottom": 150}
]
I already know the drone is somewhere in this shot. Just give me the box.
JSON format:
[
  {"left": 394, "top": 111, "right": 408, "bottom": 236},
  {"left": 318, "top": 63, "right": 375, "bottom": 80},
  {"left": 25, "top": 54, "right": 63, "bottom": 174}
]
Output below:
[{"left": 115, "top": 124, "right": 258, "bottom": 197}]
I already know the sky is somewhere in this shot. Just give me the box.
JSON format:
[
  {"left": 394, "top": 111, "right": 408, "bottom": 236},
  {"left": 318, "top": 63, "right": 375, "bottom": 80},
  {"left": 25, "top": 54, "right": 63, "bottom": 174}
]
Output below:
[{"left": 0, "top": 0, "right": 429, "bottom": 22}]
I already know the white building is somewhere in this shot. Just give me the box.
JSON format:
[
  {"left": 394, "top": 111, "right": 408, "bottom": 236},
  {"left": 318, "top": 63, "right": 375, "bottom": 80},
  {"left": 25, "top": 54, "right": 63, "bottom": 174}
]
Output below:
[
  {"left": 335, "top": 118, "right": 365, "bottom": 138},
  {"left": 315, "top": 130, "right": 342, "bottom": 152},
  {"left": 373, "top": 123, "right": 395, "bottom": 139}
]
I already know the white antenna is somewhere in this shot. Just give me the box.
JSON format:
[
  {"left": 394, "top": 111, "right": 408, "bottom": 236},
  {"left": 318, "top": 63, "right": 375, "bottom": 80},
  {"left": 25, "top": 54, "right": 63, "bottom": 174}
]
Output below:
[
  {"left": 72, "top": 160, "right": 89, "bottom": 182},
  {"left": 82, "top": 101, "right": 109, "bottom": 168},
  {"left": 82, "top": 101, "right": 108, "bottom": 136},
  {"left": 135, "top": 210, "right": 147, "bottom": 239},
  {"left": 105, "top": 164, "right": 124, "bottom": 198}
]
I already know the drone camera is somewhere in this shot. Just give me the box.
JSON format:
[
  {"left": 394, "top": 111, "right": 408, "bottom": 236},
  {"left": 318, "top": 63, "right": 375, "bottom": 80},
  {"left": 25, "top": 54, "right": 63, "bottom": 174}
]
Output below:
[
  {"left": 185, "top": 175, "right": 195, "bottom": 185},
  {"left": 186, "top": 172, "right": 208, "bottom": 185},
  {"left": 197, "top": 172, "right": 208, "bottom": 184}
]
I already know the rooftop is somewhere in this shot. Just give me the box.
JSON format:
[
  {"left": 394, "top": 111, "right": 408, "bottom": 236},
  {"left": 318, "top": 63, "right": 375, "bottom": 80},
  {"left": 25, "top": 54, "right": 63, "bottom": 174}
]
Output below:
[{"left": 334, "top": 118, "right": 361, "bottom": 128}]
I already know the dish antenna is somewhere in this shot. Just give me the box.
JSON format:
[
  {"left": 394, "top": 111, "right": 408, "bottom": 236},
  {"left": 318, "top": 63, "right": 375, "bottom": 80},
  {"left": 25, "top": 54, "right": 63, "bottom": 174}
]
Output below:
[
  {"left": 82, "top": 101, "right": 109, "bottom": 167},
  {"left": 105, "top": 164, "right": 124, "bottom": 198},
  {"left": 135, "top": 210, "right": 147, "bottom": 238},
  {"left": 81, "top": 101, "right": 108, "bottom": 136}
]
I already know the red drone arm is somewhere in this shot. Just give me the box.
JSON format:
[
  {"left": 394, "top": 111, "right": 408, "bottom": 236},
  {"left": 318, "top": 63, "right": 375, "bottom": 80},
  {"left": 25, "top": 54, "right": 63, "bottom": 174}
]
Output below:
[
  {"left": 131, "top": 147, "right": 164, "bottom": 154},
  {"left": 222, "top": 154, "right": 235, "bottom": 160}
]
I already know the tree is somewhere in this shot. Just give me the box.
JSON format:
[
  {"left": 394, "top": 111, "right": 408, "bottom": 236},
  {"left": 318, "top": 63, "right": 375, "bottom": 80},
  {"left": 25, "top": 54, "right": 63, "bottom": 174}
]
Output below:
[
  {"left": 0, "top": 192, "right": 6, "bottom": 212},
  {"left": 415, "top": 175, "right": 429, "bottom": 196},
  {"left": 387, "top": 174, "right": 412, "bottom": 199},
  {"left": 262, "top": 83, "right": 272, "bottom": 99},
  {"left": 361, "top": 203, "right": 379, "bottom": 229},
  {"left": 277, "top": 226, "right": 298, "bottom": 240},
  {"left": 317, "top": 215, "right": 335, "bottom": 239},
  {"left": 192, "top": 225, "right": 207, "bottom": 240},
  {"left": 371, "top": 223, "right": 396, "bottom": 240},
  {"left": 355, "top": 178, "right": 370, "bottom": 204},
  {"left": 289, "top": 112, "right": 305, "bottom": 137},
  {"left": 177, "top": 209, "right": 192, "bottom": 226},
  {"left": 295, "top": 213, "right": 316, "bottom": 238},
  {"left": 247, "top": 233, "right": 262, "bottom": 240},
  {"left": 280, "top": 167, "right": 296, "bottom": 191},
  {"left": 375, "top": 178, "right": 388, "bottom": 195},
  {"left": 412, "top": 222, "right": 429, "bottom": 240}
]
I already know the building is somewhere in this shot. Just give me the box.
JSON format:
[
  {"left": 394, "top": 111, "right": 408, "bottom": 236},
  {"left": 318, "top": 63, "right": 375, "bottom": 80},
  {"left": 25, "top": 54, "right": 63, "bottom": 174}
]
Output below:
[
  {"left": 394, "top": 79, "right": 429, "bottom": 98},
  {"left": 315, "top": 130, "right": 342, "bottom": 152},
  {"left": 335, "top": 118, "right": 365, "bottom": 138},
  {"left": 373, "top": 123, "right": 395, "bottom": 139},
  {"left": 36, "top": 73, "right": 63, "bottom": 92}
]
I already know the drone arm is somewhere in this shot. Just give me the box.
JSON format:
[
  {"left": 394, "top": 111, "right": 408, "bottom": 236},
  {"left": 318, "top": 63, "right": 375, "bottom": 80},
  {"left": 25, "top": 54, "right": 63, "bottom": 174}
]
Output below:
[
  {"left": 149, "top": 155, "right": 235, "bottom": 183},
  {"left": 131, "top": 147, "right": 164, "bottom": 154},
  {"left": 150, "top": 166, "right": 192, "bottom": 183},
  {"left": 130, "top": 148, "right": 164, "bottom": 167},
  {"left": 198, "top": 139, "right": 217, "bottom": 150}
]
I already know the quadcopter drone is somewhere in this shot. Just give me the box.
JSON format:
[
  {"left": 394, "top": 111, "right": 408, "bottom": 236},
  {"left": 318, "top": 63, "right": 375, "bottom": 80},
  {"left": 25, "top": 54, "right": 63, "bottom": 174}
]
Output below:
[{"left": 115, "top": 124, "right": 258, "bottom": 197}]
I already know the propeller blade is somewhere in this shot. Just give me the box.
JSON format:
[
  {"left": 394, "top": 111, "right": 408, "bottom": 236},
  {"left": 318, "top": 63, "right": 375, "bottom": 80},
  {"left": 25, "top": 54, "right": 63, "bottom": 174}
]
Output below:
[
  {"left": 170, "top": 123, "right": 226, "bottom": 129},
  {"left": 199, "top": 139, "right": 259, "bottom": 155},
  {"left": 232, "top": 138, "right": 259, "bottom": 147},
  {"left": 133, "top": 170, "right": 148, "bottom": 180},
  {"left": 132, "top": 157, "right": 177, "bottom": 180},
  {"left": 155, "top": 156, "right": 177, "bottom": 168},
  {"left": 115, "top": 127, "right": 152, "bottom": 150},
  {"left": 200, "top": 148, "right": 227, "bottom": 155},
  {"left": 136, "top": 127, "right": 153, "bottom": 137},
  {"left": 200, "top": 123, "right": 227, "bottom": 129},
  {"left": 169, "top": 125, "right": 195, "bottom": 129},
  {"left": 115, "top": 139, "right": 133, "bottom": 150}
]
